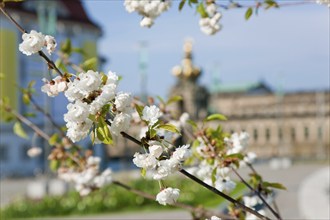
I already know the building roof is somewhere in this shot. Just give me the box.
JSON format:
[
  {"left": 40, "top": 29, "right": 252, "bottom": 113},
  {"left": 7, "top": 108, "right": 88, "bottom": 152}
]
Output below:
[
  {"left": 5, "top": 0, "right": 101, "bottom": 31},
  {"left": 211, "top": 81, "right": 273, "bottom": 95}
]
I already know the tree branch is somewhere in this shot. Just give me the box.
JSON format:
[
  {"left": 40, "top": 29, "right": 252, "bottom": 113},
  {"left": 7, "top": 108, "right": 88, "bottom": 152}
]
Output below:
[{"left": 231, "top": 167, "right": 281, "bottom": 220}]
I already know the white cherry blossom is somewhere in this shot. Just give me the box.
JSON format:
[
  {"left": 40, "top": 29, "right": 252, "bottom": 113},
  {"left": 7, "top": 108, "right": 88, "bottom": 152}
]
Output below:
[
  {"left": 64, "top": 100, "right": 90, "bottom": 123},
  {"left": 44, "top": 35, "right": 57, "bottom": 55},
  {"left": 110, "top": 112, "right": 131, "bottom": 136},
  {"left": 41, "top": 76, "right": 67, "bottom": 97},
  {"left": 114, "top": 92, "right": 132, "bottom": 112},
  {"left": 156, "top": 187, "right": 180, "bottom": 205},
  {"left": 19, "top": 30, "right": 45, "bottom": 55},
  {"left": 142, "top": 105, "right": 162, "bottom": 126}
]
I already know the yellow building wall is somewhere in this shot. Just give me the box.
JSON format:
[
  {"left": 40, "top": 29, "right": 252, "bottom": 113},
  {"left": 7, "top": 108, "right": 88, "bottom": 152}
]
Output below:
[{"left": 0, "top": 29, "right": 18, "bottom": 121}]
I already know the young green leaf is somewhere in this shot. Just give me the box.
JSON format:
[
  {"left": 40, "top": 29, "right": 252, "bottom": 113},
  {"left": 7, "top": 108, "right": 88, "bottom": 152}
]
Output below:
[
  {"left": 156, "top": 96, "right": 166, "bottom": 105},
  {"left": 49, "top": 160, "right": 60, "bottom": 172},
  {"left": 158, "top": 124, "right": 181, "bottom": 134},
  {"left": 263, "top": 181, "right": 287, "bottom": 190},
  {"left": 13, "top": 122, "right": 28, "bottom": 139},
  {"left": 97, "top": 118, "right": 113, "bottom": 144},
  {"left": 166, "top": 95, "right": 183, "bottom": 105},
  {"left": 141, "top": 168, "right": 147, "bottom": 177},
  {"left": 245, "top": 7, "right": 253, "bottom": 20},
  {"left": 197, "top": 2, "right": 208, "bottom": 18},
  {"left": 205, "top": 113, "right": 227, "bottom": 122},
  {"left": 186, "top": 119, "right": 198, "bottom": 130},
  {"left": 49, "top": 133, "right": 59, "bottom": 146},
  {"left": 22, "top": 93, "right": 30, "bottom": 105},
  {"left": 61, "top": 39, "right": 72, "bottom": 54},
  {"left": 81, "top": 57, "right": 98, "bottom": 71},
  {"left": 211, "top": 167, "right": 217, "bottom": 185},
  {"left": 135, "top": 104, "right": 144, "bottom": 117},
  {"left": 149, "top": 128, "right": 157, "bottom": 139},
  {"left": 179, "top": 0, "right": 186, "bottom": 11}
]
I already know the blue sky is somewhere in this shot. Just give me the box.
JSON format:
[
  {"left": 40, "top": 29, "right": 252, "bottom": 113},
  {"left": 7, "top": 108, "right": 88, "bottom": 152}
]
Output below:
[{"left": 84, "top": 1, "right": 329, "bottom": 98}]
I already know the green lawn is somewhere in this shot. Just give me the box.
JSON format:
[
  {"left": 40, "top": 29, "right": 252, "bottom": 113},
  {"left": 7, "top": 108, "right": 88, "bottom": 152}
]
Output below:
[{"left": 1, "top": 176, "right": 246, "bottom": 219}]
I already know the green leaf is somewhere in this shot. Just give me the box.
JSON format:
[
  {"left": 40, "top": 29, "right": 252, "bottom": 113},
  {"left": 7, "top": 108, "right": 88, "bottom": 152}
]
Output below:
[
  {"left": 97, "top": 118, "right": 113, "bottom": 144},
  {"left": 211, "top": 167, "right": 217, "bottom": 185},
  {"left": 264, "top": 0, "right": 279, "bottom": 9},
  {"left": 225, "top": 153, "right": 244, "bottom": 160},
  {"left": 28, "top": 80, "right": 35, "bottom": 89},
  {"left": 135, "top": 104, "right": 144, "bottom": 117},
  {"left": 149, "top": 128, "right": 157, "bottom": 139},
  {"left": 205, "top": 113, "right": 227, "bottom": 122},
  {"left": 22, "top": 93, "right": 30, "bottom": 105},
  {"left": 245, "top": 7, "right": 253, "bottom": 20},
  {"left": 189, "top": 0, "right": 198, "bottom": 3},
  {"left": 81, "top": 57, "right": 98, "bottom": 71},
  {"left": 166, "top": 95, "right": 182, "bottom": 105},
  {"left": 156, "top": 96, "right": 166, "bottom": 105},
  {"left": 71, "top": 47, "right": 85, "bottom": 55},
  {"left": 263, "top": 181, "right": 287, "bottom": 190},
  {"left": 49, "top": 160, "right": 60, "bottom": 172},
  {"left": 158, "top": 124, "right": 181, "bottom": 134},
  {"left": 141, "top": 168, "right": 147, "bottom": 177},
  {"left": 196, "top": 3, "right": 208, "bottom": 18},
  {"left": 100, "top": 72, "right": 108, "bottom": 85},
  {"left": 61, "top": 39, "right": 72, "bottom": 54},
  {"left": 186, "top": 119, "right": 198, "bottom": 129},
  {"left": 23, "top": 112, "right": 36, "bottom": 118},
  {"left": 13, "top": 122, "right": 28, "bottom": 139},
  {"left": 179, "top": 0, "right": 186, "bottom": 11},
  {"left": 55, "top": 59, "right": 68, "bottom": 72},
  {"left": 49, "top": 133, "right": 59, "bottom": 146},
  {"left": 90, "top": 130, "right": 96, "bottom": 145}
]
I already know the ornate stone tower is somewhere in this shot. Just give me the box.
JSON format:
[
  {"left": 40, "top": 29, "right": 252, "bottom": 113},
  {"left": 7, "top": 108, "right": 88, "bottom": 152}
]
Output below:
[{"left": 169, "top": 40, "right": 209, "bottom": 120}]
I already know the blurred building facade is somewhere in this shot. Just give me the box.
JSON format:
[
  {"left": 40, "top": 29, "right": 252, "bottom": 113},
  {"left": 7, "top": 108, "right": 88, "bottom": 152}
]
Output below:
[
  {"left": 169, "top": 40, "right": 330, "bottom": 159},
  {"left": 0, "top": 0, "right": 102, "bottom": 177}
]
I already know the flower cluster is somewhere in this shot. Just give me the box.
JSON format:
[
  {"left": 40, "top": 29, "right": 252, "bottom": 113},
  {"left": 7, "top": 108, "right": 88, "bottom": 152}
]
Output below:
[
  {"left": 224, "top": 131, "right": 250, "bottom": 155},
  {"left": 190, "top": 161, "right": 236, "bottom": 193},
  {"left": 63, "top": 70, "right": 132, "bottom": 142},
  {"left": 199, "top": 2, "right": 222, "bottom": 35},
  {"left": 41, "top": 76, "right": 68, "bottom": 97},
  {"left": 316, "top": 0, "right": 330, "bottom": 7},
  {"left": 19, "top": 30, "right": 56, "bottom": 56},
  {"left": 156, "top": 187, "right": 180, "bottom": 205},
  {"left": 133, "top": 144, "right": 191, "bottom": 180},
  {"left": 189, "top": 131, "right": 256, "bottom": 193},
  {"left": 124, "top": 0, "right": 172, "bottom": 28},
  {"left": 58, "top": 156, "right": 112, "bottom": 196}
]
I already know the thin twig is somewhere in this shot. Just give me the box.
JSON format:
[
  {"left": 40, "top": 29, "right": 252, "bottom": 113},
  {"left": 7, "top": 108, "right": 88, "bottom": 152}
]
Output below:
[
  {"left": 29, "top": 95, "right": 66, "bottom": 138},
  {"left": 246, "top": 163, "right": 283, "bottom": 219},
  {"left": 112, "top": 180, "right": 234, "bottom": 220},
  {"left": 231, "top": 167, "right": 281, "bottom": 220},
  {"left": 0, "top": 6, "right": 64, "bottom": 77},
  {"left": 120, "top": 131, "right": 270, "bottom": 220}
]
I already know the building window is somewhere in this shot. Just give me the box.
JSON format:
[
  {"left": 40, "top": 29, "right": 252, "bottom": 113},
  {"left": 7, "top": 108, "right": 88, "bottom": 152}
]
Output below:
[
  {"left": 278, "top": 128, "right": 283, "bottom": 141},
  {"left": 265, "top": 128, "right": 271, "bottom": 142},
  {"left": 253, "top": 129, "right": 258, "bottom": 142},
  {"left": 291, "top": 127, "right": 296, "bottom": 142},
  {"left": 0, "top": 145, "right": 9, "bottom": 161},
  {"left": 304, "top": 127, "right": 309, "bottom": 140}
]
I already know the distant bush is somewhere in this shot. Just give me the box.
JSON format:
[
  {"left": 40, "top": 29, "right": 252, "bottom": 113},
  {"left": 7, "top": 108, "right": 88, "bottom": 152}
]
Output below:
[{"left": 1, "top": 177, "right": 245, "bottom": 219}]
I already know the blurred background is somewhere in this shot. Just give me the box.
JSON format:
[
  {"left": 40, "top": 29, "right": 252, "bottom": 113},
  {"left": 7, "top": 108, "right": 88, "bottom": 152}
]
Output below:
[{"left": 0, "top": 0, "right": 329, "bottom": 219}]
